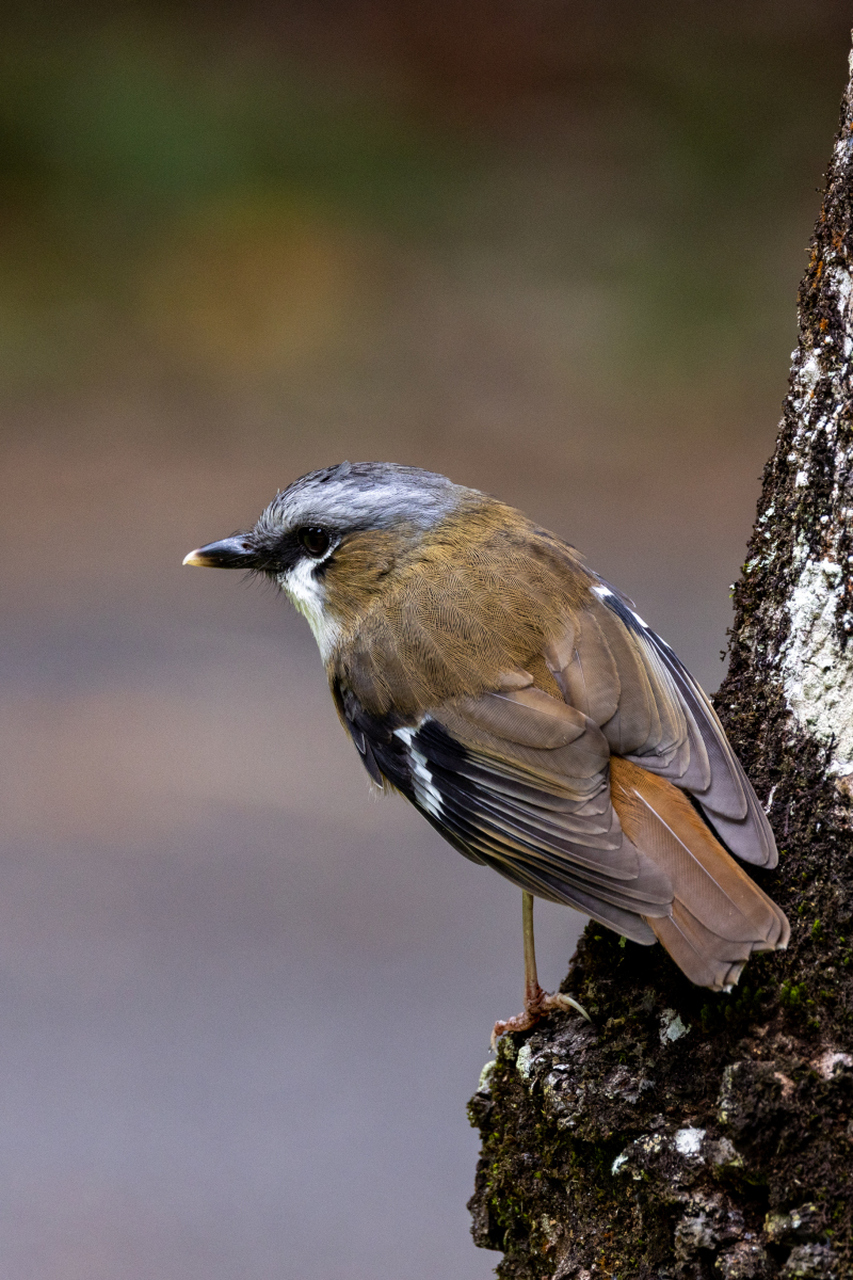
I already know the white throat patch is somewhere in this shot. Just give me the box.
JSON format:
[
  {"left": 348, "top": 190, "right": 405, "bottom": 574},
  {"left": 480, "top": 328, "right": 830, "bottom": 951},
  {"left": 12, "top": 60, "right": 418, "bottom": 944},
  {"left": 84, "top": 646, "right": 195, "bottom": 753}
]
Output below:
[{"left": 279, "top": 560, "right": 341, "bottom": 662}]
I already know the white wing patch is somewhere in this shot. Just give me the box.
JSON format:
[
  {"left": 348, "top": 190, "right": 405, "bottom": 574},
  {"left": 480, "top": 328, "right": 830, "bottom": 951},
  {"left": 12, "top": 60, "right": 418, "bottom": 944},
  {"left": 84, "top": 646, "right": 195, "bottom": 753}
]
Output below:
[{"left": 394, "top": 724, "right": 444, "bottom": 818}]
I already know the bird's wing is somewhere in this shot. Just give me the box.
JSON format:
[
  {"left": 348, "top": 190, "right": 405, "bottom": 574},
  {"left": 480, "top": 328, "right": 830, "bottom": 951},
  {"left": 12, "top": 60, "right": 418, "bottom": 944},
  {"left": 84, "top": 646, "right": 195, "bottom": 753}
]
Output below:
[
  {"left": 336, "top": 679, "right": 668, "bottom": 945},
  {"left": 544, "top": 578, "right": 777, "bottom": 868},
  {"left": 336, "top": 675, "right": 788, "bottom": 990}
]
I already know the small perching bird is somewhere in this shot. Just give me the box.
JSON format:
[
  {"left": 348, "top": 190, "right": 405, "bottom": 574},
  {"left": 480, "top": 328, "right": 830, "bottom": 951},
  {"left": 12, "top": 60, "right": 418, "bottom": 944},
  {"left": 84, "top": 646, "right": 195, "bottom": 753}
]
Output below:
[{"left": 184, "top": 462, "right": 789, "bottom": 1038}]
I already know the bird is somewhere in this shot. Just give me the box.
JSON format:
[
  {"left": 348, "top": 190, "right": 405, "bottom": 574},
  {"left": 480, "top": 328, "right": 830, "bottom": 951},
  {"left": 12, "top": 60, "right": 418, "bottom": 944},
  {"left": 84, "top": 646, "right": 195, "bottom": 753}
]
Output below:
[{"left": 183, "top": 461, "right": 789, "bottom": 1039}]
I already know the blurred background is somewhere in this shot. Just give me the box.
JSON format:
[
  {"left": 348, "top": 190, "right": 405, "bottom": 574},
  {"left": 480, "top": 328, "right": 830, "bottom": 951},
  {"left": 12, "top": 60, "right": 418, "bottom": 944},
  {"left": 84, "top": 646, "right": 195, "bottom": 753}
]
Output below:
[{"left": 0, "top": 2, "right": 849, "bottom": 1276}]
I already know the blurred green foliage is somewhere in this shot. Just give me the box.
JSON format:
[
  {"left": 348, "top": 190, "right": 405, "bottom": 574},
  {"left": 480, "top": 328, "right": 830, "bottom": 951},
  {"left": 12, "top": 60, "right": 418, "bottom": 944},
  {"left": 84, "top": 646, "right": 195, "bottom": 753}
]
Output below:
[
  {"left": 0, "top": 24, "right": 458, "bottom": 218},
  {"left": 0, "top": 3, "right": 848, "bottom": 397}
]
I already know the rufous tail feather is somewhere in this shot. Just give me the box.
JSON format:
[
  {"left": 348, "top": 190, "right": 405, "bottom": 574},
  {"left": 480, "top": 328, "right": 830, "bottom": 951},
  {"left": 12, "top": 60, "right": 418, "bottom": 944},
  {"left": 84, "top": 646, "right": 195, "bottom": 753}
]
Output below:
[{"left": 610, "top": 757, "right": 789, "bottom": 990}]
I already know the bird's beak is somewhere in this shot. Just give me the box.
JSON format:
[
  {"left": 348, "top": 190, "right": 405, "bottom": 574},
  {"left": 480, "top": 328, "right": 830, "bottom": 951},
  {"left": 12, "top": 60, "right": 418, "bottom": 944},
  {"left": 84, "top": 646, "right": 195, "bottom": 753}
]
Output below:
[{"left": 182, "top": 536, "right": 259, "bottom": 569}]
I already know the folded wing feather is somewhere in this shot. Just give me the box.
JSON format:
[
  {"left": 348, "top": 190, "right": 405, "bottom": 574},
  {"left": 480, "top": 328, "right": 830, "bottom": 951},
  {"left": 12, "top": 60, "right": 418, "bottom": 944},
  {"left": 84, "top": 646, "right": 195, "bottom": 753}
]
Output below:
[
  {"left": 554, "top": 582, "right": 778, "bottom": 867},
  {"left": 334, "top": 569, "right": 787, "bottom": 991}
]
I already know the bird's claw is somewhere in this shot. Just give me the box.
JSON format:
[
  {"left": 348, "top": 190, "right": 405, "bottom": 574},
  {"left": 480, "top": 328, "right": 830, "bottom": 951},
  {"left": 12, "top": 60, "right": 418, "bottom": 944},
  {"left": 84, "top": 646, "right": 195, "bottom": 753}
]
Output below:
[{"left": 491, "top": 985, "right": 591, "bottom": 1048}]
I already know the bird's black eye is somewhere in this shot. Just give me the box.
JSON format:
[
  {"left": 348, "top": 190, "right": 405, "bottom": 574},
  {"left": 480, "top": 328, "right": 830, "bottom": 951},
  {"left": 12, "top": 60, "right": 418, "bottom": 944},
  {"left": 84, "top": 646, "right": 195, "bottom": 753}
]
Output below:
[{"left": 297, "top": 526, "right": 331, "bottom": 558}]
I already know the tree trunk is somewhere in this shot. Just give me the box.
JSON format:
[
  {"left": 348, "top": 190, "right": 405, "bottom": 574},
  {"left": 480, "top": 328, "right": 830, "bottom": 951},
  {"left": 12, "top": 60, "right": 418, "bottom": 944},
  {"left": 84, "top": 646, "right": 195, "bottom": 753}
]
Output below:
[{"left": 467, "top": 39, "right": 853, "bottom": 1280}]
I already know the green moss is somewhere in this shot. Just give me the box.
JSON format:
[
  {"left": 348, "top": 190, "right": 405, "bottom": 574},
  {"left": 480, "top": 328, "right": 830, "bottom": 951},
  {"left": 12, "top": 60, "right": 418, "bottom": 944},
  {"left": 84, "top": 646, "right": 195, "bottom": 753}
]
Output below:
[{"left": 780, "top": 980, "right": 808, "bottom": 1008}]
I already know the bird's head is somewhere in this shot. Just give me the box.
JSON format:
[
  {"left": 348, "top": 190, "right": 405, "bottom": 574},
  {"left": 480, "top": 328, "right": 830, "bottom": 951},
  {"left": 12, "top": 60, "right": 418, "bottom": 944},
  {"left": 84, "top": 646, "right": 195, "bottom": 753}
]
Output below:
[{"left": 183, "top": 461, "right": 489, "bottom": 660}]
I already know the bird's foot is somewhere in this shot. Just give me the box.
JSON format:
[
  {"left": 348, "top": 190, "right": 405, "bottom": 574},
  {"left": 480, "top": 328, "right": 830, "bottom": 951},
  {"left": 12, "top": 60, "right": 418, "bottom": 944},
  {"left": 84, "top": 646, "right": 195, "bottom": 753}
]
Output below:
[{"left": 491, "top": 984, "right": 591, "bottom": 1049}]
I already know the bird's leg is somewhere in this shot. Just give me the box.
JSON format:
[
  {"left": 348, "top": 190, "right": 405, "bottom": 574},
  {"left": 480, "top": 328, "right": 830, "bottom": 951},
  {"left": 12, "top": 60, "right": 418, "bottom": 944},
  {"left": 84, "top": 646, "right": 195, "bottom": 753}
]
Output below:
[
  {"left": 491, "top": 892, "right": 591, "bottom": 1047},
  {"left": 521, "top": 885, "right": 543, "bottom": 1009}
]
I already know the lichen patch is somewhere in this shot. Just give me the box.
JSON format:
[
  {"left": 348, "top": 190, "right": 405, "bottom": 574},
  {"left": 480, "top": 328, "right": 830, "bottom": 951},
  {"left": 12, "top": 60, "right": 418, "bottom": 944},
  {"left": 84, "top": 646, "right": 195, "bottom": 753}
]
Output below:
[{"left": 781, "top": 550, "right": 853, "bottom": 772}]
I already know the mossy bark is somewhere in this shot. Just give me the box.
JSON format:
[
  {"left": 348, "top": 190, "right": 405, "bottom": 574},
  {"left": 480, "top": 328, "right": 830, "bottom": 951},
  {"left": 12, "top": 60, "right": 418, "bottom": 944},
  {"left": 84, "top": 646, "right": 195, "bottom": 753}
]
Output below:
[{"left": 467, "top": 39, "right": 853, "bottom": 1280}]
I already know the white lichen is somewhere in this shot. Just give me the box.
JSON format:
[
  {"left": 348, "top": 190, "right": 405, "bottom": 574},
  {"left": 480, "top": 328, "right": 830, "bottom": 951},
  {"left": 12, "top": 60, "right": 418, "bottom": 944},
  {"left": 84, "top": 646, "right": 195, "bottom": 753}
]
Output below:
[
  {"left": 796, "top": 352, "right": 822, "bottom": 399},
  {"left": 776, "top": 245, "right": 853, "bottom": 780},
  {"left": 477, "top": 1059, "right": 496, "bottom": 1093},
  {"left": 659, "top": 1008, "right": 690, "bottom": 1044},
  {"left": 812, "top": 1049, "right": 853, "bottom": 1080},
  {"left": 673, "top": 1127, "right": 706, "bottom": 1159},
  {"left": 780, "top": 550, "right": 853, "bottom": 774},
  {"left": 829, "top": 264, "right": 853, "bottom": 320},
  {"left": 515, "top": 1043, "right": 534, "bottom": 1079}
]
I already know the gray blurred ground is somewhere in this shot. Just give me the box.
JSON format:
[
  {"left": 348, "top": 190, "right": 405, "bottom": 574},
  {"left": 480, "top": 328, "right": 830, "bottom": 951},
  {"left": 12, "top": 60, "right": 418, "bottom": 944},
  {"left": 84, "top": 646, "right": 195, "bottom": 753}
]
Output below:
[{"left": 1, "top": 4, "right": 850, "bottom": 1277}]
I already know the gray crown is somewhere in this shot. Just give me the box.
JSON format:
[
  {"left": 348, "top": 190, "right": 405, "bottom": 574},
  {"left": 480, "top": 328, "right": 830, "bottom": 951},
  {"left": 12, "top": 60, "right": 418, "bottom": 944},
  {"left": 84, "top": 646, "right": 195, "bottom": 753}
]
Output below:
[{"left": 256, "top": 462, "right": 473, "bottom": 536}]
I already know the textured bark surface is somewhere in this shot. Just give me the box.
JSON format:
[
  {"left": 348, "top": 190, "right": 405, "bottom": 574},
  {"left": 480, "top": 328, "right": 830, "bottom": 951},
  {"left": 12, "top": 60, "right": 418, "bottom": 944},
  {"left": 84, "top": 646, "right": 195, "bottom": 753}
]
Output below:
[{"left": 467, "top": 41, "right": 853, "bottom": 1280}]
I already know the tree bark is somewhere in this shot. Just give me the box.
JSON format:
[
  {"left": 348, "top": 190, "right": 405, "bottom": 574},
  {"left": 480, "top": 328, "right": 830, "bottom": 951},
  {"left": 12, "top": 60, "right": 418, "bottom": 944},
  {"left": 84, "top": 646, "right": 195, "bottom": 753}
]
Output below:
[{"left": 467, "top": 38, "right": 853, "bottom": 1280}]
